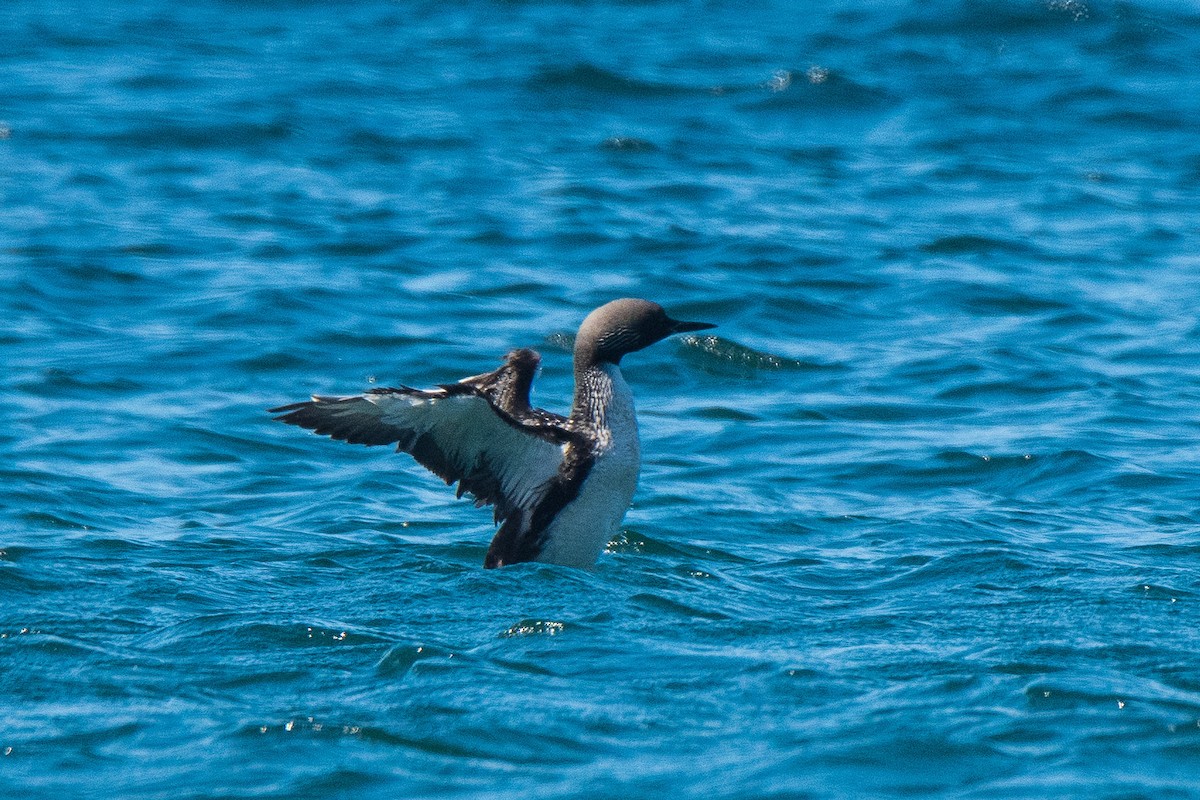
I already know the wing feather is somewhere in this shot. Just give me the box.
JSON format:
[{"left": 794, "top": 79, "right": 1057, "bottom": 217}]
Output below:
[{"left": 270, "top": 350, "right": 580, "bottom": 526}]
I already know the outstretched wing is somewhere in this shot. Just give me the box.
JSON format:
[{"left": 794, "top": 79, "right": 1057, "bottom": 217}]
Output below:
[{"left": 270, "top": 349, "right": 579, "bottom": 526}]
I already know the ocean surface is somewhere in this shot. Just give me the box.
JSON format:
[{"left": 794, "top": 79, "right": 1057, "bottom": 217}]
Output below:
[{"left": 5, "top": 1, "right": 1200, "bottom": 797}]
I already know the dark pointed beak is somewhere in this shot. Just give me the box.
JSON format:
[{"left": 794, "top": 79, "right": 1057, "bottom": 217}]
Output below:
[{"left": 667, "top": 317, "right": 717, "bottom": 334}]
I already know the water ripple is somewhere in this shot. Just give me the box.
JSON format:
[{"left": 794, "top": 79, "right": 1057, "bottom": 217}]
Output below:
[{"left": 6, "top": 1, "right": 1200, "bottom": 797}]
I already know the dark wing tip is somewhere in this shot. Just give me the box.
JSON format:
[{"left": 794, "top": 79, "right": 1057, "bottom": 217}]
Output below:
[
  {"left": 505, "top": 348, "right": 541, "bottom": 369},
  {"left": 269, "top": 395, "right": 341, "bottom": 423},
  {"left": 447, "top": 349, "right": 542, "bottom": 418},
  {"left": 268, "top": 400, "right": 309, "bottom": 414},
  {"left": 269, "top": 395, "right": 407, "bottom": 447}
]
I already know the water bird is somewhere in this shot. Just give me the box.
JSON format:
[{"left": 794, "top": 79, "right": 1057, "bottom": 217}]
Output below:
[{"left": 271, "top": 299, "right": 715, "bottom": 568}]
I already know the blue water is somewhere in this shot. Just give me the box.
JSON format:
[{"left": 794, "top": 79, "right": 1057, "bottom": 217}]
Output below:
[{"left": 5, "top": 1, "right": 1200, "bottom": 796}]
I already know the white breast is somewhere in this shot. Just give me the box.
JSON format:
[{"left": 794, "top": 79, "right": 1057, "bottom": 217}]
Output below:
[{"left": 535, "top": 363, "right": 640, "bottom": 567}]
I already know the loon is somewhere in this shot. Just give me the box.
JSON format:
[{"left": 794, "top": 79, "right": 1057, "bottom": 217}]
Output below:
[{"left": 270, "top": 299, "right": 715, "bottom": 568}]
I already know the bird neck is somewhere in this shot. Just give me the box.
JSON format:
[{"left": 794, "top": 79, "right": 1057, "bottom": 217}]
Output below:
[{"left": 570, "top": 361, "right": 635, "bottom": 440}]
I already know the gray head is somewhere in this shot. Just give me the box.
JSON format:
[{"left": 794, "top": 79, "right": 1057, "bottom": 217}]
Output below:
[{"left": 574, "top": 299, "right": 715, "bottom": 368}]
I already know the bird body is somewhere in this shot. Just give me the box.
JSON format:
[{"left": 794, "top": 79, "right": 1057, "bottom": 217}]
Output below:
[
  {"left": 533, "top": 362, "right": 639, "bottom": 567},
  {"left": 271, "top": 299, "right": 713, "bottom": 568}
]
